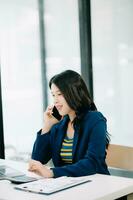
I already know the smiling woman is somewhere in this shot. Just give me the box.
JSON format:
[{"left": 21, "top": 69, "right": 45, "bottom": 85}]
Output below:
[{"left": 29, "top": 70, "right": 110, "bottom": 178}]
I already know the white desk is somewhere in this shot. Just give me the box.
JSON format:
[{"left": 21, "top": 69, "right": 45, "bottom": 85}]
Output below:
[{"left": 0, "top": 159, "right": 133, "bottom": 200}]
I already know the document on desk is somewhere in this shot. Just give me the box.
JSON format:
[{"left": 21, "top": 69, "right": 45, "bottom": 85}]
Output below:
[{"left": 15, "top": 176, "right": 91, "bottom": 195}]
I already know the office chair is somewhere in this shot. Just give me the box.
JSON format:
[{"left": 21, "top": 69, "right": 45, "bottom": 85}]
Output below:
[{"left": 106, "top": 144, "right": 133, "bottom": 178}]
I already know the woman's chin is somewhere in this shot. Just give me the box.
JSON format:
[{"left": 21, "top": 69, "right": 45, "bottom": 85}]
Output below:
[{"left": 59, "top": 111, "right": 65, "bottom": 116}]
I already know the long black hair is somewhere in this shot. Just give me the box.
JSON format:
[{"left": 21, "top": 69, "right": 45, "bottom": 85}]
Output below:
[{"left": 49, "top": 70, "right": 110, "bottom": 148}]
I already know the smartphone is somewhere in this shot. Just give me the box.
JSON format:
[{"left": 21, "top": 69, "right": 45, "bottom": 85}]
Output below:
[{"left": 52, "top": 106, "right": 62, "bottom": 121}]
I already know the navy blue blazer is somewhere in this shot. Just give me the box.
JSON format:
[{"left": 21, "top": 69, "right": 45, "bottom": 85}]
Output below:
[{"left": 32, "top": 111, "right": 110, "bottom": 177}]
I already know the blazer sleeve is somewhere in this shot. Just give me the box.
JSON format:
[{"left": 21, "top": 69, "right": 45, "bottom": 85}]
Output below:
[
  {"left": 31, "top": 130, "right": 52, "bottom": 164},
  {"left": 52, "top": 119, "right": 109, "bottom": 177}
]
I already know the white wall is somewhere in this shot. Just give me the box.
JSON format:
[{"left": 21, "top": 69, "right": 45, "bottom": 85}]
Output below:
[
  {"left": 91, "top": 0, "right": 133, "bottom": 147},
  {"left": 43, "top": 0, "right": 81, "bottom": 104},
  {"left": 0, "top": 0, "right": 43, "bottom": 160}
]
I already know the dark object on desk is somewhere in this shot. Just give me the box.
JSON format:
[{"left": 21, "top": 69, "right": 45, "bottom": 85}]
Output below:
[
  {"left": 6, "top": 175, "right": 37, "bottom": 184},
  {"left": 0, "top": 165, "right": 37, "bottom": 184}
]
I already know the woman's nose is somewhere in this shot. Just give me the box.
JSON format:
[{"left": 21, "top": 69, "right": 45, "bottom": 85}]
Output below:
[{"left": 53, "top": 96, "right": 59, "bottom": 104}]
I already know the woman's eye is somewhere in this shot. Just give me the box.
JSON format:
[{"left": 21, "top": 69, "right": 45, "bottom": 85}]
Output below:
[{"left": 51, "top": 93, "right": 62, "bottom": 97}]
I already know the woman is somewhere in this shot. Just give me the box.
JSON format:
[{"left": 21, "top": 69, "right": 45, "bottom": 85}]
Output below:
[{"left": 29, "top": 70, "right": 110, "bottom": 178}]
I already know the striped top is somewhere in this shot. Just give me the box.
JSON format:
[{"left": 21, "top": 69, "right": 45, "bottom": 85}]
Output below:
[{"left": 60, "top": 135, "right": 73, "bottom": 164}]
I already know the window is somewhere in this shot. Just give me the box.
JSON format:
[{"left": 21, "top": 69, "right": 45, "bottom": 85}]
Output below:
[
  {"left": 0, "top": 0, "right": 43, "bottom": 161},
  {"left": 0, "top": 0, "right": 81, "bottom": 161},
  {"left": 91, "top": 0, "right": 133, "bottom": 146},
  {"left": 43, "top": 0, "right": 81, "bottom": 103}
]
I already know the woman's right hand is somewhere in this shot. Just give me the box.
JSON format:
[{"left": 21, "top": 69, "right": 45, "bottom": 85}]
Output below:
[{"left": 41, "top": 105, "right": 59, "bottom": 134}]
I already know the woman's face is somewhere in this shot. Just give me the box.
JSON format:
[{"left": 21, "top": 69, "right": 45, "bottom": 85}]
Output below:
[{"left": 51, "top": 83, "right": 75, "bottom": 117}]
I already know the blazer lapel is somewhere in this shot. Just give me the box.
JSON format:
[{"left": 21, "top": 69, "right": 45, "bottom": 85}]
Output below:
[{"left": 72, "top": 125, "right": 79, "bottom": 160}]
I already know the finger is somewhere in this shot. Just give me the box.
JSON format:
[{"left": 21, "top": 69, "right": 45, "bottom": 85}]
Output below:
[
  {"left": 33, "top": 170, "right": 41, "bottom": 176},
  {"left": 28, "top": 160, "right": 35, "bottom": 168},
  {"left": 28, "top": 165, "right": 34, "bottom": 171},
  {"left": 28, "top": 162, "right": 37, "bottom": 171},
  {"left": 46, "top": 105, "right": 53, "bottom": 112},
  {"left": 46, "top": 110, "right": 54, "bottom": 118}
]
